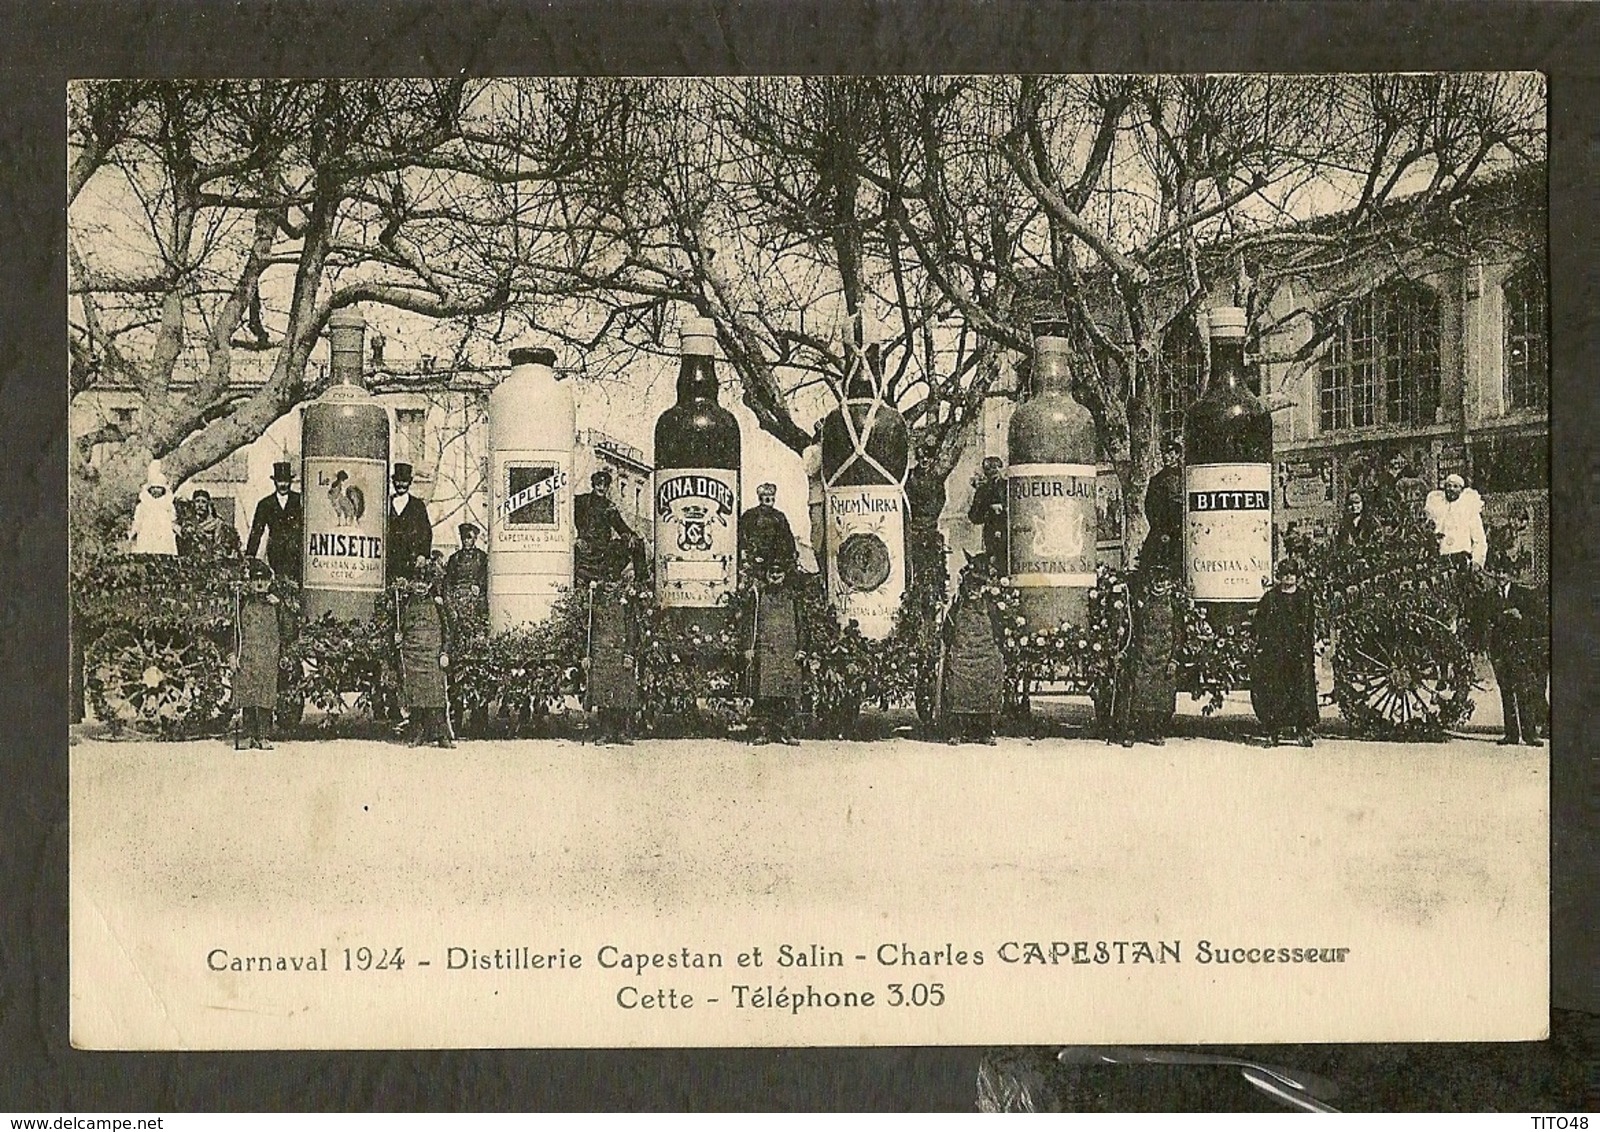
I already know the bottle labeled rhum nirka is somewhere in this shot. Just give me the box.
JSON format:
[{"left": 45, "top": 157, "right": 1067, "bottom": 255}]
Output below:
[
  {"left": 1182, "top": 306, "right": 1273, "bottom": 619},
  {"left": 1007, "top": 321, "right": 1099, "bottom": 631},
  {"left": 821, "top": 337, "right": 911, "bottom": 639},
  {"left": 653, "top": 316, "right": 742, "bottom": 623}
]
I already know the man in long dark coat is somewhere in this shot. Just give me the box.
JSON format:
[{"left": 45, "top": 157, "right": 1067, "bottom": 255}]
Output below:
[
  {"left": 575, "top": 470, "right": 647, "bottom": 744},
  {"left": 742, "top": 557, "right": 806, "bottom": 745},
  {"left": 1113, "top": 564, "right": 1186, "bottom": 746},
  {"left": 1482, "top": 557, "right": 1549, "bottom": 746},
  {"left": 386, "top": 462, "right": 433, "bottom": 584},
  {"left": 967, "top": 456, "right": 1008, "bottom": 570},
  {"left": 1250, "top": 556, "right": 1319, "bottom": 746},
  {"left": 1140, "top": 438, "right": 1185, "bottom": 574},
  {"left": 395, "top": 557, "right": 454, "bottom": 748},
  {"left": 233, "top": 558, "right": 286, "bottom": 750},
  {"left": 244, "top": 461, "right": 303, "bottom": 582},
  {"left": 939, "top": 554, "right": 1006, "bottom": 744},
  {"left": 442, "top": 522, "right": 490, "bottom": 737}
]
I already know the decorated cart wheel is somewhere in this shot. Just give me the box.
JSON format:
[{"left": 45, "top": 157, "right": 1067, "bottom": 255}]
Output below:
[
  {"left": 1330, "top": 601, "right": 1474, "bottom": 739},
  {"left": 86, "top": 628, "right": 229, "bottom": 735}
]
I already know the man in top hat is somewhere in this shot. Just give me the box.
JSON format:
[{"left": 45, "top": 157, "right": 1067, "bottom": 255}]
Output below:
[
  {"left": 574, "top": 468, "right": 644, "bottom": 584},
  {"left": 739, "top": 481, "right": 799, "bottom": 578},
  {"left": 386, "top": 462, "right": 433, "bottom": 584},
  {"left": 245, "top": 461, "right": 303, "bottom": 581},
  {"left": 1480, "top": 550, "right": 1549, "bottom": 747},
  {"left": 1424, "top": 472, "right": 1487, "bottom": 570}
]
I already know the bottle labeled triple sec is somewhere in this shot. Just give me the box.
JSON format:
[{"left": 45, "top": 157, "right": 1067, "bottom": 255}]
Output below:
[
  {"left": 821, "top": 338, "right": 910, "bottom": 639},
  {"left": 1007, "top": 321, "right": 1099, "bottom": 631},
  {"left": 1182, "top": 306, "right": 1273, "bottom": 620},
  {"left": 653, "top": 316, "right": 741, "bottom": 625}
]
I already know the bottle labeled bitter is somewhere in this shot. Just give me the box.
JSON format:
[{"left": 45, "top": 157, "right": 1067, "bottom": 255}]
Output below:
[
  {"left": 1182, "top": 306, "right": 1273, "bottom": 609},
  {"left": 821, "top": 339, "right": 911, "bottom": 639},
  {"left": 653, "top": 316, "right": 741, "bottom": 612},
  {"left": 1007, "top": 322, "right": 1099, "bottom": 631}
]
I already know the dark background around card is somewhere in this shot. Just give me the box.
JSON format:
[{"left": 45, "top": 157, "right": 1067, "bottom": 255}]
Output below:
[{"left": 1, "top": 0, "right": 1594, "bottom": 1112}]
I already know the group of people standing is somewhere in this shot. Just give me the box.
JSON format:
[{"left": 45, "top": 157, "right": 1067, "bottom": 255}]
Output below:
[
  {"left": 125, "top": 440, "right": 1546, "bottom": 751},
  {"left": 955, "top": 449, "right": 1546, "bottom": 750}
]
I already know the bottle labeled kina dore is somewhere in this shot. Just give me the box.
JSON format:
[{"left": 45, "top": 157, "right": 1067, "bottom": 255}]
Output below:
[{"left": 653, "top": 316, "right": 741, "bottom": 625}]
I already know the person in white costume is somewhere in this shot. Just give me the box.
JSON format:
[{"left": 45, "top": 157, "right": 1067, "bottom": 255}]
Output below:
[
  {"left": 128, "top": 459, "right": 179, "bottom": 556},
  {"left": 1424, "top": 472, "right": 1486, "bottom": 569}
]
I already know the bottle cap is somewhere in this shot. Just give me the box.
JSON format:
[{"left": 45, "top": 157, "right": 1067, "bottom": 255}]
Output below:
[
  {"left": 509, "top": 346, "right": 557, "bottom": 369},
  {"left": 1208, "top": 306, "right": 1248, "bottom": 339},
  {"left": 681, "top": 317, "right": 718, "bottom": 356},
  {"left": 1034, "top": 335, "right": 1073, "bottom": 363}
]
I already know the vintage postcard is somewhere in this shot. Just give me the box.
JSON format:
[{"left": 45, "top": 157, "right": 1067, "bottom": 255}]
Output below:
[{"left": 67, "top": 73, "right": 1549, "bottom": 1049}]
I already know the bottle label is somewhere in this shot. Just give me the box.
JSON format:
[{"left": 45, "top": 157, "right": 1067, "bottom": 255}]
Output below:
[
  {"left": 825, "top": 483, "right": 907, "bottom": 640},
  {"left": 303, "top": 456, "right": 387, "bottom": 594},
  {"left": 1006, "top": 463, "right": 1097, "bottom": 587},
  {"left": 655, "top": 467, "right": 739, "bottom": 607},
  {"left": 1185, "top": 462, "right": 1273, "bottom": 602},
  {"left": 492, "top": 450, "right": 572, "bottom": 548}
]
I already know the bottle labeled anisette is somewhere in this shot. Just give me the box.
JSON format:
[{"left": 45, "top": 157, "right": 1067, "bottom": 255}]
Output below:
[
  {"left": 1007, "top": 322, "right": 1099, "bottom": 631},
  {"left": 488, "top": 345, "right": 575, "bottom": 631},
  {"left": 653, "top": 317, "right": 741, "bottom": 613},
  {"left": 821, "top": 338, "right": 911, "bottom": 639},
  {"left": 301, "top": 311, "right": 391, "bottom": 621},
  {"left": 1182, "top": 306, "right": 1273, "bottom": 609}
]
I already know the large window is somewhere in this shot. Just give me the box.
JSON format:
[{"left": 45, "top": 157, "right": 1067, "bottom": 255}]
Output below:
[
  {"left": 1319, "top": 279, "right": 1440, "bottom": 433},
  {"left": 1157, "top": 321, "right": 1204, "bottom": 445},
  {"left": 1503, "top": 262, "right": 1548, "bottom": 413}
]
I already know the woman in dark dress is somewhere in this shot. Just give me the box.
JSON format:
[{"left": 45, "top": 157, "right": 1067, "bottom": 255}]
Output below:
[
  {"left": 396, "top": 556, "right": 454, "bottom": 748},
  {"left": 1113, "top": 565, "right": 1186, "bottom": 747},
  {"left": 940, "top": 556, "right": 1007, "bottom": 745},
  {"left": 1250, "top": 556, "right": 1319, "bottom": 746}
]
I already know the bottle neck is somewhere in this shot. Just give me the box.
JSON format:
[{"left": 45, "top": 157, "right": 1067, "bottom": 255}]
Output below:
[
  {"left": 1032, "top": 352, "right": 1073, "bottom": 396},
  {"left": 845, "top": 343, "right": 881, "bottom": 400},
  {"left": 677, "top": 353, "right": 719, "bottom": 402},
  {"left": 1209, "top": 337, "right": 1246, "bottom": 392}
]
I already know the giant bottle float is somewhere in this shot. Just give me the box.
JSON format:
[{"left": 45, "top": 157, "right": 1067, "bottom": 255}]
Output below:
[
  {"left": 653, "top": 316, "right": 741, "bottom": 632},
  {"left": 301, "top": 311, "right": 391, "bottom": 621},
  {"left": 1182, "top": 306, "right": 1274, "bottom": 626},
  {"left": 821, "top": 337, "right": 911, "bottom": 639},
  {"left": 1007, "top": 321, "right": 1100, "bottom": 631},
  {"left": 488, "top": 345, "right": 576, "bottom": 631}
]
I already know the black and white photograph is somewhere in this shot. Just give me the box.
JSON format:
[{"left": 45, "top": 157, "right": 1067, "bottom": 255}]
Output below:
[{"left": 65, "top": 71, "right": 1553, "bottom": 1057}]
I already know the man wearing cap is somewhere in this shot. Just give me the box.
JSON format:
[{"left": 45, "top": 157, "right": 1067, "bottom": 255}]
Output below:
[
  {"left": 1424, "top": 472, "right": 1487, "bottom": 570},
  {"left": 967, "top": 455, "right": 1008, "bottom": 569},
  {"left": 245, "top": 461, "right": 303, "bottom": 581},
  {"left": 386, "top": 462, "right": 433, "bottom": 584},
  {"left": 574, "top": 468, "right": 644, "bottom": 584},
  {"left": 444, "top": 522, "right": 489, "bottom": 630},
  {"left": 1141, "top": 437, "right": 1185, "bottom": 574},
  {"left": 739, "top": 481, "right": 799, "bottom": 578}
]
